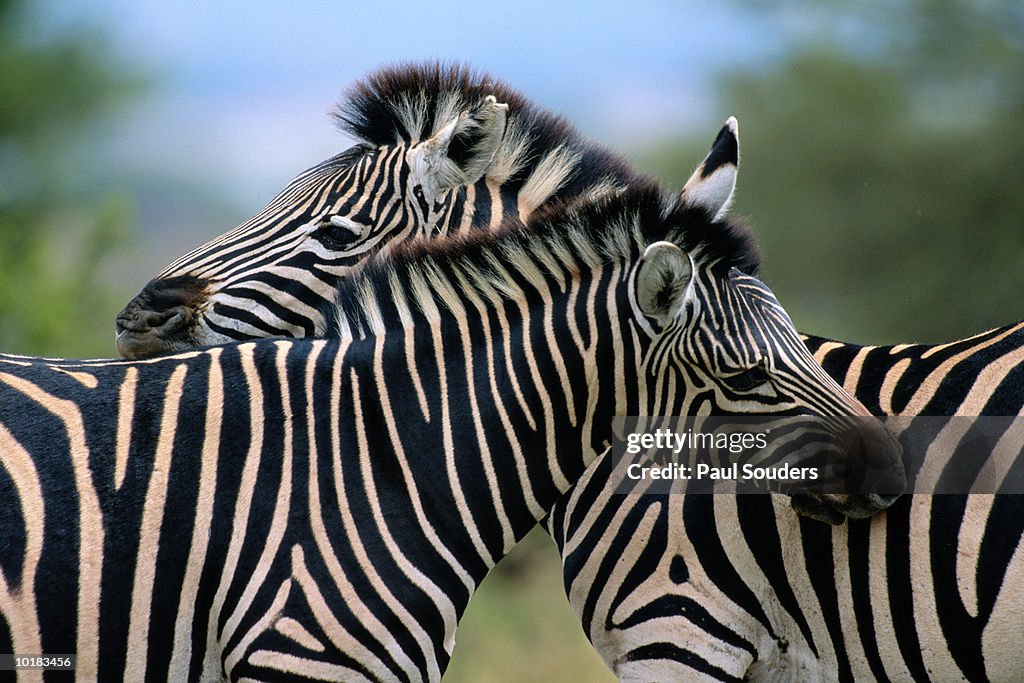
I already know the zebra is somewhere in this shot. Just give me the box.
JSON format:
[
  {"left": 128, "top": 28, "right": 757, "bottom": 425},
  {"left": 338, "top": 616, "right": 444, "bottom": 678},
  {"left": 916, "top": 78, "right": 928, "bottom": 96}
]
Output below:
[
  {"left": 0, "top": 176, "right": 904, "bottom": 680},
  {"left": 109, "top": 64, "right": 916, "bottom": 677},
  {"left": 115, "top": 63, "right": 643, "bottom": 360},
  {"left": 547, "top": 325, "right": 1024, "bottom": 682},
  {"left": 118, "top": 68, "right": 1024, "bottom": 680},
  {"left": 538, "top": 158, "right": 1024, "bottom": 679},
  {"left": 529, "top": 127, "right": 1024, "bottom": 682}
]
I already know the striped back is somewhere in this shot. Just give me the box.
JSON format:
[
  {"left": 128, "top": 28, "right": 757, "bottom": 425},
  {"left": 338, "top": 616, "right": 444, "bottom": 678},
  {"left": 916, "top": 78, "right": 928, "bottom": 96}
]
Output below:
[{"left": 804, "top": 324, "right": 1024, "bottom": 416}]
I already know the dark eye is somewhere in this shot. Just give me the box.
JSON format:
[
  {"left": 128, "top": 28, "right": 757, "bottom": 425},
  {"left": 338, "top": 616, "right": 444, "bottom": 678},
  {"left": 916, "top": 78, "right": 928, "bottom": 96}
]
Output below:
[
  {"left": 721, "top": 365, "right": 770, "bottom": 392},
  {"left": 315, "top": 215, "right": 367, "bottom": 249}
]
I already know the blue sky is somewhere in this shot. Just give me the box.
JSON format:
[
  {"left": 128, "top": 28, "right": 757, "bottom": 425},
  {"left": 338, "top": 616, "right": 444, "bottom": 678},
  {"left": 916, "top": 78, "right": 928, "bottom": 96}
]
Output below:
[{"left": 36, "top": 0, "right": 784, "bottom": 208}]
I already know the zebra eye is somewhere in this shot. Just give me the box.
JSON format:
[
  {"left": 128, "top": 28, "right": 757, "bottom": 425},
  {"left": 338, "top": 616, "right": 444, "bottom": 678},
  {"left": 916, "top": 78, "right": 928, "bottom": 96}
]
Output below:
[
  {"left": 721, "top": 365, "right": 770, "bottom": 392},
  {"left": 315, "top": 215, "right": 367, "bottom": 249}
]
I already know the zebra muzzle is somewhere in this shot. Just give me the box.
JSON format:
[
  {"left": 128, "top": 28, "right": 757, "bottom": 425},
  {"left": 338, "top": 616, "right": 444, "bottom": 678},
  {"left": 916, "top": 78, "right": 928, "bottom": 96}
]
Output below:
[
  {"left": 115, "top": 305, "right": 196, "bottom": 359},
  {"left": 115, "top": 274, "right": 209, "bottom": 359},
  {"left": 790, "top": 422, "right": 905, "bottom": 525}
]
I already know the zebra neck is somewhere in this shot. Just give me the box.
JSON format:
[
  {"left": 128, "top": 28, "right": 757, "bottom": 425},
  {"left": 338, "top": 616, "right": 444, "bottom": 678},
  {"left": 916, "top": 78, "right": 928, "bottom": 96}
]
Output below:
[{"left": 343, "top": 284, "right": 620, "bottom": 564}]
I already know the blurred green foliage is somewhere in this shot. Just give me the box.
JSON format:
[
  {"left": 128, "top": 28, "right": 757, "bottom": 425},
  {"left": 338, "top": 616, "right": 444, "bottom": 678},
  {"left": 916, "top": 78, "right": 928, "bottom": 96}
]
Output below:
[
  {"left": 0, "top": 0, "right": 141, "bottom": 356},
  {"left": 641, "top": 2, "right": 1024, "bottom": 343}
]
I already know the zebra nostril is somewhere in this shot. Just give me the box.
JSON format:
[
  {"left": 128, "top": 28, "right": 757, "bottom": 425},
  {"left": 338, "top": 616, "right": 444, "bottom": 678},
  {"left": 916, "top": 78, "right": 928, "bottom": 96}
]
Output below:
[
  {"left": 154, "top": 308, "right": 188, "bottom": 333},
  {"left": 116, "top": 306, "right": 191, "bottom": 337},
  {"left": 876, "top": 463, "right": 907, "bottom": 497},
  {"left": 117, "top": 308, "right": 178, "bottom": 334},
  {"left": 837, "top": 424, "right": 905, "bottom": 497},
  {"left": 862, "top": 427, "right": 900, "bottom": 468}
]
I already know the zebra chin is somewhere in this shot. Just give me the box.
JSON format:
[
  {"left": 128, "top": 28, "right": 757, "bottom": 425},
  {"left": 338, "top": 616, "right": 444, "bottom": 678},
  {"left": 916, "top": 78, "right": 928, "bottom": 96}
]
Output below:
[
  {"left": 114, "top": 307, "right": 199, "bottom": 359},
  {"left": 790, "top": 491, "right": 903, "bottom": 526},
  {"left": 115, "top": 327, "right": 195, "bottom": 359}
]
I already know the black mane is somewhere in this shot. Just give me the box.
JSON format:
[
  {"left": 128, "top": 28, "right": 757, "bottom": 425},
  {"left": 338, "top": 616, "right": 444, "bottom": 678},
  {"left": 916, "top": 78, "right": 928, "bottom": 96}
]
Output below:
[
  {"left": 332, "top": 61, "right": 640, "bottom": 193},
  {"left": 333, "top": 181, "right": 761, "bottom": 336}
]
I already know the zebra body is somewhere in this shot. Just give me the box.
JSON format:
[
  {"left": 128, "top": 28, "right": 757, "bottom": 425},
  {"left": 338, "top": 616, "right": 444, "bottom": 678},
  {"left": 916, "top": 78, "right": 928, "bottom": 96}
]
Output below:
[
  {"left": 804, "top": 325, "right": 1024, "bottom": 417},
  {"left": 3, "top": 179, "right": 903, "bottom": 680},
  {"left": 2, "top": 334, "right": 594, "bottom": 681},
  {"left": 547, "top": 322, "right": 1024, "bottom": 681}
]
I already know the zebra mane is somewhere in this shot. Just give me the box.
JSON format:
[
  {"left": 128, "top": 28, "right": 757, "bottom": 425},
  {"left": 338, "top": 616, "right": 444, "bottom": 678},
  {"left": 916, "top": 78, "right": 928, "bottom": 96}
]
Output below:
[
  {"left": 330, "top": 181, "right": 760, "bottom": 338},
  {"left": 332, "top": 62, "right": 641, "bottom": 198}
]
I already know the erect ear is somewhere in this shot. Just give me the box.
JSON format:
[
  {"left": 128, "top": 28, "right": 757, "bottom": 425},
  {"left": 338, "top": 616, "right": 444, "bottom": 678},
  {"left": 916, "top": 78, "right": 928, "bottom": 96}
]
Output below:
[
  {"left": 409, "top": 95, "right": 509, "bottom": 204},
  {"left": 635, "top": 241, "right": 694, "bottom": 324},
  {"left": 679, "top": 116, "right": 739, "bottom": 220}
]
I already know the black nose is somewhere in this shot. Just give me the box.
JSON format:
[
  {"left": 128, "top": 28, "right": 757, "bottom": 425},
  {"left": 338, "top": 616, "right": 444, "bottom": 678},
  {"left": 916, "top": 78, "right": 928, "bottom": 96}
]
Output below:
[
  {"left": 114, "top": 275, "right": 208, "bottom": 359},
  {"left": 840, "top": 423, "right": 906, "bottom": 497}
]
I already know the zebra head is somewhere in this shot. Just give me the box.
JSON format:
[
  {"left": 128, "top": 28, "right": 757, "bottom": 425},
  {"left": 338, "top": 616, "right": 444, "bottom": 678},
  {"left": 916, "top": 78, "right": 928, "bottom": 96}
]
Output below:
[
  {"left": 114, "top": 83, "right": 509, "bottom": 359},
  {"left": 115, "top": 63, "right": 652, "bottom": 361},
  {"left": 627, "top": 118, "right": 905, "bottom": 522}
]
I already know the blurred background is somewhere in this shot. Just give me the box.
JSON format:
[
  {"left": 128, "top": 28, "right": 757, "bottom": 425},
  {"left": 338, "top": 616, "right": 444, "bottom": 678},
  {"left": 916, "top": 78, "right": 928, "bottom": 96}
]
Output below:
[{"left": 2, "top": 0, "right": 1021, "bottom": 679}]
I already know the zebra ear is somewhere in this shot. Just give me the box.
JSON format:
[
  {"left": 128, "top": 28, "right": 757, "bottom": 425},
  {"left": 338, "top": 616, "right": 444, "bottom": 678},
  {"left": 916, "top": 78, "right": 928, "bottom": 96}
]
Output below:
[
  {"left": 636, "top": 241, "right": 694, "bottom": 323},
  {"left": 411, "top": 95, "right": 509, "bottom": 203},
  {"left": 450, "top": 95, "right": 509, "bottom": 184},
  {"left": 679, "top": 116, "right": 739, "bottom": 220}
]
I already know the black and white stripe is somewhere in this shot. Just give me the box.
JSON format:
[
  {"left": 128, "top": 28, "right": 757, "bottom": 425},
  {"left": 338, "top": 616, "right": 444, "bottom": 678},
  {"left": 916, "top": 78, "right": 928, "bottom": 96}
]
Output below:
[
  {"left": 536, "top": 119, "right": 1024, "bottom": 682},
  {"left": 2, "top": 180, "right": 903, "bottom": 681},
  {"left": 548, "top": 324, "right": 1024, "bottom": 681},
  {"left": 115, "top": 63, "right": 641, "bottom": 360},
  {"left": 110, "top": 73, "right": 921, "bottom": 679}
]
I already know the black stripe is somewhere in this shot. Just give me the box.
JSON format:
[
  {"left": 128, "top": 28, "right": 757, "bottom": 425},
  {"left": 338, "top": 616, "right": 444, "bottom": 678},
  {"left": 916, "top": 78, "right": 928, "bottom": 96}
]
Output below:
[
  {"left": 625, "top": 642, "right": 746, "bottom": 682},
  {"left": 700, "top": 122, "right": 738, "bottom": 179},
  {"left": 883, "top": 496, "right": 931, "bottom": 681},
  {"left": 207, "top": 304, "right": 297, "bottom": 339},
  {"left": 846, "top": 515, "right": 889, "bottom": 681}
]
